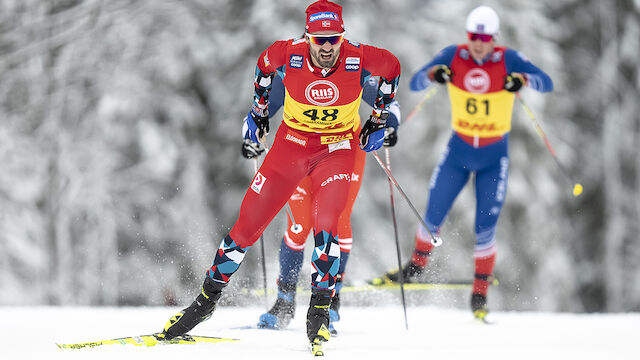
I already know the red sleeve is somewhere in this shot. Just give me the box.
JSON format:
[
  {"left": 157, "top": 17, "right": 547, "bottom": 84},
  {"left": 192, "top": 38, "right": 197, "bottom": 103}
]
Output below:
[
  {"left": 257, "top": 40, "right": 290, "bottom": 74},
  {"left": 252, "top": 40, "right": 291, "bottom": 116},
  {"left": 362, "top": 45, "right": 401, "bottom": 80}
]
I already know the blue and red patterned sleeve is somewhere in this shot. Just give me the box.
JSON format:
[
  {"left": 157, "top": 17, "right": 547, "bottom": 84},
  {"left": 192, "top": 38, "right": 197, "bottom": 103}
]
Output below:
[
  {"left": 362, "top": 45, "right": 401, "bottom": 115},
  {"left": 252, "top": 40, "right": 289, "bottom": 116}
]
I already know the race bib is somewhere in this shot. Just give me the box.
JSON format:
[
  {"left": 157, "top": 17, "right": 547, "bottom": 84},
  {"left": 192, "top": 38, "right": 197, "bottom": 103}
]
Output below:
[{"left": 448, "top": 83, "right": 515, "bottom": 137}]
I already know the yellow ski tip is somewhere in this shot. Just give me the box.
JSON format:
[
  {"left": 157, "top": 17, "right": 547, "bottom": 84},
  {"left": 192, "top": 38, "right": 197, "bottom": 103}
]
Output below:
[{"left": 573, "top": 183, "right": 583, "bottom": 197}]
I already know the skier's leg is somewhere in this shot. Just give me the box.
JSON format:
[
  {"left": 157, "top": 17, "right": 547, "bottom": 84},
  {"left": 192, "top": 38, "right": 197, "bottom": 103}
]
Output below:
[
  {"left": 373, "top": 137, "right": 469, "bottom": 285},
  {"left": 162, "top": 125, "right": 309, "bottom": 337},
  {"left": 258, "top": 177, "right": 313, "bottom": 329},
  {"left": 305, "top": 143, "right": 356, "bottom": 343},
  {"left": 413, "top": 140, "right": 470, "bottom": 268},
  {"left": 328, "top": 148, "right": 364, "bottom": 335},
  {"left": 471, "top": 144, "right": 508, "bottom": 318}
]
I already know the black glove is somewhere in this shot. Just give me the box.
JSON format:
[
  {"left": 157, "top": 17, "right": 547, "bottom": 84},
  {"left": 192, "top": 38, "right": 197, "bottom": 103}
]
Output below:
[
  {"left": 504, "top": 73, "right": 525, "bottom": 92},
  {"left": 383, "top": 127, "right": 398, "bottom": 147},
  {"left": 241, "top": 139, "right": 265, "bottom": 159},
  {"left": 431, "top": 65, "right": 453, "bottom": 84},
  {"left": 250, "top": 109, "right": 269, "bottom": 141}
]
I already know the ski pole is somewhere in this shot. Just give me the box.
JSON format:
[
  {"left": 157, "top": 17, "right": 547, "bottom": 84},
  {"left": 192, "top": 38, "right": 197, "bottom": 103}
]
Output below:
[
  {"left": 405, "top": 85, "right": 438, "bottom": 123},
  {"left": 384, "top": 148, "right": 409, "bottom": 330},
  {"left": 370, "top": 151, "right": 443, "bottom": 247},
  {"left": 261, "top": 143, "right": 303, "bottom": 233},
  {"left": 253, "top": 157, "right": 269, "bottom": 310},
  {"left": 516, "top": 93, "right": 583, "bottom": 197}
]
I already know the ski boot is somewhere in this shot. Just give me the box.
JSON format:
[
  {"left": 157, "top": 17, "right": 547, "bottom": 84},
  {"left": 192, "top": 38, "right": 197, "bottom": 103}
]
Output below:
[
  {"left": 471, "top": 293, "right": 489, "bottom": 323},
  {"left": 328, "top": 275, "right": 343, "bottom": 336},
  {"left": 160, "top": 276, "right": 225, "bottom": 340},
  {"left": 369, "top": 261, "right": 424, "bottom": 286},
  {"left": 307, "top": 289, "right": 332, "bottom": 354},
  {"left": 328, "top": 291, "right": 340, "bottom": 336},
  {"left": 257, "top": 282, "right": 296, "bottom": 329}
]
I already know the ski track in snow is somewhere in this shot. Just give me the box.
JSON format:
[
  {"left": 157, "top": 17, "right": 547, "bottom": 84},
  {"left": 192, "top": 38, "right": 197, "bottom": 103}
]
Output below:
[{"left": 3, "top": 306, "right": 637, "bottom": 359}]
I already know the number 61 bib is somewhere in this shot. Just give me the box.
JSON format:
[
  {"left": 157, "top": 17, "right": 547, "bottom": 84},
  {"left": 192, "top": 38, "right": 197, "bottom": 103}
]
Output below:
[{"left": 448, "top": 83, "right": 515, "bottom": 138}]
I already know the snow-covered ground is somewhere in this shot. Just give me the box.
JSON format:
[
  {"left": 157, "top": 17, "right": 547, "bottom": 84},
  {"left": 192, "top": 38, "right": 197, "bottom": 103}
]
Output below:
[{"left": 3, "top": 305, "right": 637, "bottom": 359}]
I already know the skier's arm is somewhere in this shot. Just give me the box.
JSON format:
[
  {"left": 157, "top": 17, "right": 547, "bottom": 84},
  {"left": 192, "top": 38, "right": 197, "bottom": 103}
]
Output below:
[
  {"left": 265, "top": 73, "right": 285, "bottom": 116},
  {"left": 361, "top": 45, "right": 401, "bottom": 114},
  {"left": 504, "top": 49, "right": 553, "bottom": 93},
  {"left": 409, "top": 45, "right": 458, "bottom": 91},
  {"left": 360, "top": 45, "right": 401, "bottom": 152},
  {"left": 363, "top": 78, "right": 401, "bottom": 147},
  {"left": 362, "top": 78, "right": 401, "bottom": 129},
  {"left": 245, "top": 41, "right": 289, "bottom": 143}
]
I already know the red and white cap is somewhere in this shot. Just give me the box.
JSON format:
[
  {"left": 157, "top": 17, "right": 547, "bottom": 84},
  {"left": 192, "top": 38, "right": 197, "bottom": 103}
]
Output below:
[{"left": 305, "top": 0, "right": 344, "bottom": 34}]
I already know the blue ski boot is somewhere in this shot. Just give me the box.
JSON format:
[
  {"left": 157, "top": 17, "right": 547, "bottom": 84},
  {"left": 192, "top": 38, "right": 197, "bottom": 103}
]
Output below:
[{"left": 257, "top": 282, "right": 296, "bottom": 329}]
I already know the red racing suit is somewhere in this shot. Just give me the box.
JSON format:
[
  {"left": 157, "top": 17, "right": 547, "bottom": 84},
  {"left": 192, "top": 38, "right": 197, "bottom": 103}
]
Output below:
[{"left": 224, "top": 38, "right": 400, "bottom": 291}]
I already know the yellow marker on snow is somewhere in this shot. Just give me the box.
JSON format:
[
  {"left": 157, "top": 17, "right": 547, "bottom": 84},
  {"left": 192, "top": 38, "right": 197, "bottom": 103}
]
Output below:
[{"left": 573, "top": 183, "right": 583, "bottom": 197}]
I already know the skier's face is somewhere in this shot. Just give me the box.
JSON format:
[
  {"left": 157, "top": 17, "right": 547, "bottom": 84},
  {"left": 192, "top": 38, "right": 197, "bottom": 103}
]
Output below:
[
  {"left": 306, "top": 31, "right": 343, "bottom": 69},
  {"left": 467, "top": 32, "right": 495, "bottom": 61}
]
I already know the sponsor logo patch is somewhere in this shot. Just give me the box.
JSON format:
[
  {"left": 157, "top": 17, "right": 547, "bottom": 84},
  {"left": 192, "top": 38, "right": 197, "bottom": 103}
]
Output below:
[
  {"left": 328, "top": 139, "right": 351, "bottom": 153},
  {"left": 321, "top": 173, "right": 351, "bottom": 187},
  {"left": 463, "top": 68, "right": 491, "bottom": 93},
  {"left": 309, "top": 12, "right": 339, "bottom": 22},
  {"left": 320, "top": 133, "right": 353, "bottom": 144},
  {"left": 456, "top": 119, "right": 496, "bottom": 132},
  {"left": 459, "top": 48, "right": 470, "bottom": 60},
  {"left": 292, "top": 37, "right": 306, "bottom": 45},
  {"left": 347, "top": 40, "right": 360, "bottom": 47},
  {"left": 491, "top": 51, "right": 503, "bottom": 63},
  {"left": 305, "top": 80, "right": 339, "bottom": 106},
  {"left": 251, "top": 172, "right": 266, "bottom": 194},
  {"left": 345, "top": 57, "right": 360, "bottom": 65},
  {"left": 285, "top": 131, "right": 308, "bottom": 147},
  {"left": 289, "top": 54, "right": 303, "bottom": 69}
]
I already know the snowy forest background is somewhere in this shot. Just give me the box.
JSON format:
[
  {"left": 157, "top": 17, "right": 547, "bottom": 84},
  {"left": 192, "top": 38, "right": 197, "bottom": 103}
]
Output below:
[{"left": 0, "top": 0, "right": 637, "bottom": 313}]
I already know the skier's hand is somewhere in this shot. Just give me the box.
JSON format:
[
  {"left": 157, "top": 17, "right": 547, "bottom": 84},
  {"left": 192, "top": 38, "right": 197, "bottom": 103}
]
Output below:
[
  {"left": 383, "top": 127, "right": 398, "bottom": 147},
  {"left": 360, "top": 111, "right": 388, "bottom": 152},
  {"left": 430, "top": 65, "right": 453, "bottom": 84},
  {"left": 241, "top": 139, "right": 265, "bottom": 159},
  {"left": 245, "top": 108, "right": 269, "bottom": 143},
  {"left": 504, "top": 73, "right": 526, "bottom": 92},
  {"left": 241, "top": 112, "right": 267, "bottom": 158}
]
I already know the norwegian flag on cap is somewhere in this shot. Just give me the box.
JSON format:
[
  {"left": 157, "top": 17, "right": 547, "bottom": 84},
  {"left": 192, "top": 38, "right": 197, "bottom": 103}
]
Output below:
[{"left": 305, "top": 0, "right": 344, "bottom": 33}]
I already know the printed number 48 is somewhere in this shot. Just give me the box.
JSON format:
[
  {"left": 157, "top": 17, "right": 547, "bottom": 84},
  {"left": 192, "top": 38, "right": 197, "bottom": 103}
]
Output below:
[
  {"left": 303, "top": 109, "right": 339, "bottom": 121},
  {"left": 466, "top": 98, "right": 489, "bottom": 115}
]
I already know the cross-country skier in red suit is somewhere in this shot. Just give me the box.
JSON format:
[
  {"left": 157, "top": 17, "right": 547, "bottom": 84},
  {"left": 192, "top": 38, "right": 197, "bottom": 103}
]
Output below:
[
  {"left": 371, "top": 5, "right": 553, "bottom": 322},
  {"left": 240, "top": 74, "right": 401, "bottom": 335},
  {"left": 160, "top": 0, "right": 401, "bottom": 353}
]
